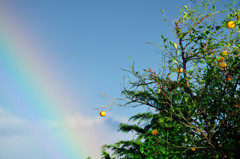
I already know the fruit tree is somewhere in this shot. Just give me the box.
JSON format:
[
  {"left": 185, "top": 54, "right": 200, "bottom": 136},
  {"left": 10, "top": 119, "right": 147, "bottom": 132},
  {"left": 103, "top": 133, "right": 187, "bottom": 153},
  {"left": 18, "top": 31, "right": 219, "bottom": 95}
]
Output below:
[{"left": 100, "top": 0, "right": 240, "bottom": 158}]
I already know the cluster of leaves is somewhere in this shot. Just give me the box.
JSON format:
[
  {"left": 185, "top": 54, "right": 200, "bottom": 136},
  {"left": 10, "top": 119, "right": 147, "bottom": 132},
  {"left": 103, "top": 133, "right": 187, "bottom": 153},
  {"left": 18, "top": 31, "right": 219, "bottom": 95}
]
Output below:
[
  {"left": 101, "top": 111, "right": 210, "bottom": 159},
  {"left": 101, "top": 0, "right": 240, "bottom": 158}
]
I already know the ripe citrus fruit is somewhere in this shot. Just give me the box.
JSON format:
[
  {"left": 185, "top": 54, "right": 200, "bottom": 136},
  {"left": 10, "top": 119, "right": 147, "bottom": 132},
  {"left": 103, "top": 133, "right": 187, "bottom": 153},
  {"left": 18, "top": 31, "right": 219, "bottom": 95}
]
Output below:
[
  {"left": 227, "top": 21, "right": 235, "bottom": 29},
  {"left": 191, "top": 147, "right": 196, "bottom": 151},
  {"left": 176, "top": 68, "right": 183, "bottom": 73},
  {"left": 234, "top": 104, "right": 239, "bottom": 108},
  {"left": 227, "top": 75, "right": 231, "bottom": 81},
  {"left": 100, "top": 111, "right": 106, "bottom": 117},
  {"left": 220, "top": 62, "right": 227, "bottom": 68},
  {"left": 222, "top": 50, "right": 229, "bottom": 56},
  {"left": 216, "top": 57, "right": 224, "bottom": 62},
  {"left": 152, "top": 129, "right": 159, "bottom": 135}
]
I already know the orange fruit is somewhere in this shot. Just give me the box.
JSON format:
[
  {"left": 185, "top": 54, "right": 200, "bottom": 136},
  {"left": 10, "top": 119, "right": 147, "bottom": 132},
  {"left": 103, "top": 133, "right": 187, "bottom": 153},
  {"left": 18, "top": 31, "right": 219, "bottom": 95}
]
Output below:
[
  {"left": 234, "top": 104, "right": 239, "bottom": 108},
  {"left": 227, "top": 75, "right": 231, "bottom": 81},
  {"left": 237, "top": 15, "right": 240, "bottom": 20},
  {"left": 152, "top": 129, "right": 159, "bottom": 135},
  {"left": 222, "top": 50, "right": 229, "bottom": 56},
  {"left": 216, "top": 57, "right": 224, "bottom": 62},
  {"left": 191, "top": 147, "right": 196, "bottom": 151},
  {"left": 220, "top": 62, "right": 227, "bottom": 68},
  {"left": 100, "top": 111, "right": 106, "bottom": 117},
  {"left": 227, "top": 21, "right": 235, "bottom": 29},
  {"left": 176, "top": 68, "right": 183, "bottom": 73}
]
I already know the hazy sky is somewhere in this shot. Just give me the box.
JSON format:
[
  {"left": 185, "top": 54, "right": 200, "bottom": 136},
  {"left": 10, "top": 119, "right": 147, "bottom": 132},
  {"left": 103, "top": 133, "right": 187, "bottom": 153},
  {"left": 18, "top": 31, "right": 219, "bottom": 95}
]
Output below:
[{"left": 0, "top": 0, "right": 234, "bottom": 158}]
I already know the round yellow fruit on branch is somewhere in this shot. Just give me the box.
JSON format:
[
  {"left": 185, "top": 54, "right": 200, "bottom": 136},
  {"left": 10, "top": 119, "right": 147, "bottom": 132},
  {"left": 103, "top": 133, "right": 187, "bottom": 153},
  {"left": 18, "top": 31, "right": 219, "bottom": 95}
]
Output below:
[
  {"left": 222, "top": 50, "right": 229, "bottom": 56},
  {"left": 100, "top": 111, "right": 106, "bottom": 117},
  {"left": 234, "top": 104, "right": 239, "bottom": 108},
  {"left": 176, "top": 68, "right": 183, "bottom": 73},
  {"left": 220, "top": 62, "right": 227, "bottom": 68},
  {"left": 152, "top": 129, "right": 159, "bottom": 135},
  {"left": 226, "top": 75, "right": 231, "bottom": 81},
  {"left": 227, "top": 21, "right": 235, "bottom": 29},
  {"left": 216, "top": 57, "right": 224, "bottom": 62},
  {"left": 191, "top": 147, "right": 196, "bottom": 151}
]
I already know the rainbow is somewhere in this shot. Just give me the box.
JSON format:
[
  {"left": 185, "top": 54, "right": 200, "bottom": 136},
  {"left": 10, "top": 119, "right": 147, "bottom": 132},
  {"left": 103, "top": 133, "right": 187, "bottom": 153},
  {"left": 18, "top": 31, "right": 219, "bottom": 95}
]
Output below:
[{"left": 0, "top": 3, "right": 98, "bottom": 159}]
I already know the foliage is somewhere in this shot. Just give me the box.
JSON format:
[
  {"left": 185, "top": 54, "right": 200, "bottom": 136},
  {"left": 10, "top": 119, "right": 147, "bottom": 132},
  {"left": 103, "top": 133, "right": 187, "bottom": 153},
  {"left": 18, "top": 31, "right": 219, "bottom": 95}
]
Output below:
[{"left": 101, "top": 0, "right": 240, "bottom": 158}]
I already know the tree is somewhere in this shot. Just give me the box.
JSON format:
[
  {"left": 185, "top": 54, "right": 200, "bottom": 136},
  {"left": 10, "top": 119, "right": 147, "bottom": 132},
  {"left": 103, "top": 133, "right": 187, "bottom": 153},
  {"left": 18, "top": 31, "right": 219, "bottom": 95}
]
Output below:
[{"left": 100, "top": 0, "right": 240, "bottom": 158}]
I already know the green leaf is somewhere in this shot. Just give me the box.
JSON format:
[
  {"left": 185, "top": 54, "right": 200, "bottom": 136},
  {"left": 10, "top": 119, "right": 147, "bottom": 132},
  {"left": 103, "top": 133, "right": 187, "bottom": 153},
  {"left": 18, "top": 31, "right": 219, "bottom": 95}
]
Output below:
[
  {"left": 161, "top": 34, "right": 165, "bottom": 39},
  {"left": 160, "top": 147, "right": 166, "bottom": 154},
  {"left": 140, "top": 147, "right": 144, "bottom": 153},
  {"left": 165, "top": 117, "right": 173, "bottom": 121},
  {"left": 160, "top": 9, "right": 164, "bottom": 14},
  {"left": 172, "top": 58, "right": 177, "bottom": 63},
  {"left": 173, "top": 43, "right": 178, "bottom": 49},
  {"left": 159, "top": 118, "right": 165, "bottom": 123}
]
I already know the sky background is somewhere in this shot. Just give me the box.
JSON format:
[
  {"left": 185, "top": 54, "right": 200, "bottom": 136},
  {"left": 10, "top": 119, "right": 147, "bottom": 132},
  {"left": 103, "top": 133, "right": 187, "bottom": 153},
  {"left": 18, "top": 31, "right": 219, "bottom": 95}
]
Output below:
[{"left": 0, "top": 0, "right": 234, "bottom": 159}]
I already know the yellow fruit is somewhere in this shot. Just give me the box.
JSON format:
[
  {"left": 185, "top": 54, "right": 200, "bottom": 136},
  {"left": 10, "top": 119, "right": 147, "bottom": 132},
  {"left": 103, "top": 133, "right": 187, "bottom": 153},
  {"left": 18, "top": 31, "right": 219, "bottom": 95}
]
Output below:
[
  {"left": 216, "top": 57, "right": 224, "bottom": 62},
  {"left": 234, "top": 104, "right": 239, "bottom": 108},
  {"left": 100, "top": 111, "right": 106, "bottom": 117},
  {"left": 227, "top": 21, "right": 235, "bottom": 29},
  {"left": 220, "top": 62, "right": 227, "bottom": 68},
  {"left": 191, "top": 147, "right": 196, "bottom": 151},
  {"left": 222, "top": 50, "right": 229, "bottom": 56},
  {"left": 152, "top": 129, "right": 159, "bottom": 135},
  {"left": 176, "top": 68, "right": 183, "bottom": 73}
]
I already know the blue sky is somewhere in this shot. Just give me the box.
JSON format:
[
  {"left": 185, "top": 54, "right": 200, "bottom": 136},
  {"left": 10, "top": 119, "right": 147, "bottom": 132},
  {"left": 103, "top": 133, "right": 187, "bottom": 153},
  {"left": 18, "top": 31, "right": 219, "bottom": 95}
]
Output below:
[
  {"left": 3, "top": 0, "right": 189, "bottom": 117},
  {"left": 0, "top": 0, "right": 236, "bottom": 158}
]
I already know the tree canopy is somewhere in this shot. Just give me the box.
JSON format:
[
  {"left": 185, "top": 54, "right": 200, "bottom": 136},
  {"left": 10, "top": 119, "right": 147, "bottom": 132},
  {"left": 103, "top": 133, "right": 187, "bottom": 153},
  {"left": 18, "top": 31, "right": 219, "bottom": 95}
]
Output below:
[{"left": 100, "top": 0, "right": 240, "bottom": 158}]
